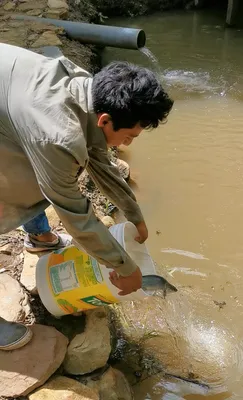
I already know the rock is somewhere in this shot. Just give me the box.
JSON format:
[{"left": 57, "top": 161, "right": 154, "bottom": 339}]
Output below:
[
  {"left": 0, "top": 0, "right": 95, "bottom": 66},
  {"left": 20, "top": 251, "right": 39, "bottom": 293},
  {"left": 45, "top": 8, "right": 68, "bottom": 19},
  {"left": 28, "top": 33, "right": 39, "bottom": 42},
  {"left": 45, "top": 206, "right": 60, "bottom": 229},
  {"left": 101, "top": 216, "right": 115, "bottom": 228},
  {"left": 0, "top": 273, "right": 30, "bottom": 322},
  {"left": 109, "top": 288, "right": 242, "bottom": 391},
  {"left": 0, "top": 23, "right": 28, "bottom": 47},
  {"left": 29, "top": 376, "right": 99, "bottom": 400},
  {"left": 17, "top": 0, "right": 47, "bottom": 11},
  {"left": 0, "top": 15, "right": 11, "bottom": 21},
  {"left": 31, "top": 31, "right": 62, "bottom": 48},
  {"left": 46, "top": 0, "right": 69, "bottom": 18},
  {"left": 47, "top": 0, "right": 68, "bottom": 9},
  {"left": 116, "top": 159, "right": 130, "bottom": 182},
  {"left": 0, "top": 242, "right": 12, "bottom": 255},
  {"left": 87, "top": 367, "right": 133, "bottom": 400},
  {"left": 27, "top": 9, "right": 44, "bottom": 16},
  {"left": 0, "top": 27, "right": 10, "bottom": 33},
  {"left": 4, "top": 2, "right": 16, "bottom": 11},
  {"left": 0, "top": 324, "right": 68, "bottom": 397},
  {"left": 28, "top": 21, "right": 63, "bottom": 33},
  {"left": 0, "top": 20, "right": 61, "bottom": 49},
  {"left": 64, "top": 308, "right": 111, "bottom": 375}
]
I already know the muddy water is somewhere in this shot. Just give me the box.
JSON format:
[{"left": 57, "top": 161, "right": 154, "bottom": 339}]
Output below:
[{"left": 103, "top": 7, "right": 243, "bottom": 400}]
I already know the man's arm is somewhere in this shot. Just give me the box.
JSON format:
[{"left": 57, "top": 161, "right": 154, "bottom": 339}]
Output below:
[
  {"left": 86, "top": 147, "right": 148, "bottom": 242},
  {"left": 24, "top": 141, "right": 138, "bottom": 277}
]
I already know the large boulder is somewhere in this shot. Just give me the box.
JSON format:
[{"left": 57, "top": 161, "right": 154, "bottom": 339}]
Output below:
[
  {"left": 108, "top": 287, "right": 243, "bottom": 393},
  {"left": 64, "top": 307, "right": 111, "bottom": 375},
  {"left": 0, "top": 324, "right": 68, "bottom": 397},
  {"left": 29, "top": 376, "right": 99, "bottom": 400}
]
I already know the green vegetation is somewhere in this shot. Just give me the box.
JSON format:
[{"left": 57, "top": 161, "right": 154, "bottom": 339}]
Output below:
[{"left": 88, "top": 0, "right": 191, "bottom": 18}]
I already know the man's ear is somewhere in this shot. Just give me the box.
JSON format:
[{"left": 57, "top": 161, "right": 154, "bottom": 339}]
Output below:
[{"left": 97, "top": 113, "right": 111, "bottom": 128}]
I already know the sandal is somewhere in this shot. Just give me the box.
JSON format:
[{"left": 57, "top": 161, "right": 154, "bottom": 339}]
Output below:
[{"left": 24, "top": 232, "right": 73, "bottom": 253}]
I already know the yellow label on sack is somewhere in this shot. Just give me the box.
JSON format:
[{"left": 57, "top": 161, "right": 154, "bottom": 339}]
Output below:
[{"left": 46, "top": 246, "right": 119, "bottom": 314}]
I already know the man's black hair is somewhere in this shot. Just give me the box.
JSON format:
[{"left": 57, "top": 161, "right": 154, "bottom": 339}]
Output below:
[{"left": 92, "top": 61, "right": 173, "bottom": 131}]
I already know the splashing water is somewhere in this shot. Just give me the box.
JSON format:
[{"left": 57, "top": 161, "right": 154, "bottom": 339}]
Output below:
[
  {"left": 140, "top": 46, "right": 159, "bottom": 64},
  {"left": 161, "top": 69, "right": 229, "bottom": 97},
  {"left": 139, "top": 46, "right": 162, "bottom": 75},
  {"left": 139, "top": 49, "right": 227, "bottom": 98}
]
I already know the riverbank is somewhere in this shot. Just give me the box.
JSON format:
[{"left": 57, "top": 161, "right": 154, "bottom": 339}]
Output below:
[
  {"left": 89, "top": 0, "right": 197, "bottom": 18},
  {"left": 0, "top": 0, "right": 101, "bottom": 72}
]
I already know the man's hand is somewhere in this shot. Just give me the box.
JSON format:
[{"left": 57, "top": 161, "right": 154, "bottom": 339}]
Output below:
[
  {"left": 135, "top": 221, "right": 148, "bottom": 243},
  {"left": 109, "top": 267, "right": 142, "bottom": 296}
]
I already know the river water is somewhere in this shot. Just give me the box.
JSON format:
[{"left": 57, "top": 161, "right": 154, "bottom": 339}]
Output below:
[{"left": 102, "top": 6, "right": 243, "bottom": 400}]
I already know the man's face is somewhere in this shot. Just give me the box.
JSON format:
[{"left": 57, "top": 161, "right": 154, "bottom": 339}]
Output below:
[{"left": 97, "top": 113, "right": 142, "bottom": 147}]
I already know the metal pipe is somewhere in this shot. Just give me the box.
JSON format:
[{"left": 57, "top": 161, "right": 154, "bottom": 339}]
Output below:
[
  {"left": 226, "top": 0, "right": 240, "bottom": 26},
  {"left": 14, "top": 15, "right": 146, "bottom": 50}
]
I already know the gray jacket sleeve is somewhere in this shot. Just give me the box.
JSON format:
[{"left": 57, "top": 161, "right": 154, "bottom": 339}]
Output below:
[
  {"left": 24, "top": 141, "right": 138, "bottom": 277},
  {"left": 87, "top": 147, "right": 144, "bottom": 225}
]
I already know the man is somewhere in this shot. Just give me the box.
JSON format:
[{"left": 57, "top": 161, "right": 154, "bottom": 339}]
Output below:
[{"left": 0, "top": 43, "right": 173, "bottom": 350}]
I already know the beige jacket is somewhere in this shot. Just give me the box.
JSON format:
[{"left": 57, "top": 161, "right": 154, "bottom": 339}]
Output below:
[{"left": 0, "top": 44, "right": 144, "bottom": 276}]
